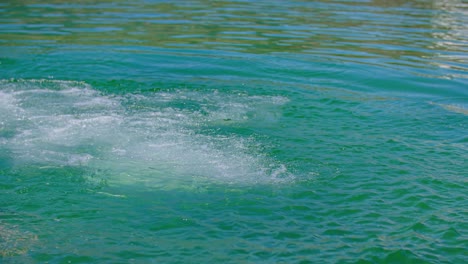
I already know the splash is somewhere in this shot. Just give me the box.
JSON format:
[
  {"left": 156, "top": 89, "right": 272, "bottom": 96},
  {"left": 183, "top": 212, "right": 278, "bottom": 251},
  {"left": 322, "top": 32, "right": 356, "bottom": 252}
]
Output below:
[{"left": 0, "top": 79, "right": 293, "bottom": 189}]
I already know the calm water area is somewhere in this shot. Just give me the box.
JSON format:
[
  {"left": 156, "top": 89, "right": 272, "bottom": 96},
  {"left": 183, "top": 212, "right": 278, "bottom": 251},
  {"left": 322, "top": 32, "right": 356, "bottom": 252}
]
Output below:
[{"left": 0, "top": 0, "right": 467, "bottom": 263}]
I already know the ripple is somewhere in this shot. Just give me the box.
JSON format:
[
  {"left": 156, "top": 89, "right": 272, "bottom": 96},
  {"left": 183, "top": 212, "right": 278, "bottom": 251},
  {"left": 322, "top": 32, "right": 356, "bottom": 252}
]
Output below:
[{"left": 1, "top": 0, "right": 467, "bottom": 262}]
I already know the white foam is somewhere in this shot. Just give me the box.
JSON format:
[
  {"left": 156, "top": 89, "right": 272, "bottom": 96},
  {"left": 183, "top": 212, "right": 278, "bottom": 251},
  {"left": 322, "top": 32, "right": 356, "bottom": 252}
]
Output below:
[{"left": 0, "top": 79, "right": 293, "bottom": 188}]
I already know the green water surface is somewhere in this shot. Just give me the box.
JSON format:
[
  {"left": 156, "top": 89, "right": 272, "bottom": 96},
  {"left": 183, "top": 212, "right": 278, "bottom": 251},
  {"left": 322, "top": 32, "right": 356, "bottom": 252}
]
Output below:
[{"left": 0, "top": 0, "right": 467, "bottom": 263}]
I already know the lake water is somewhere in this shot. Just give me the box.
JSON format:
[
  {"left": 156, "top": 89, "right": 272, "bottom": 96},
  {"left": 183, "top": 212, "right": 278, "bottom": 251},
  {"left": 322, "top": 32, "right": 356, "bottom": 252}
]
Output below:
[{"left": 0, "top": 0, "right": 467, "bottom": 263}]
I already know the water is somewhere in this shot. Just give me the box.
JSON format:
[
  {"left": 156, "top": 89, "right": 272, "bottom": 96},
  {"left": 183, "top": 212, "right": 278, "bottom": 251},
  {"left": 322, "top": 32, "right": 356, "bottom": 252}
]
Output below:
[{"left": 0, "top": 0, "right": 467, "bottom": 263}]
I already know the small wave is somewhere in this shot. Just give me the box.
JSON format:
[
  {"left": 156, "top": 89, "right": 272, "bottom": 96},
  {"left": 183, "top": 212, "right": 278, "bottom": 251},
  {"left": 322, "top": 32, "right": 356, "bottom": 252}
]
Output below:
[{"left": 429, "top": 98, "right": 468, "bottom": 115}]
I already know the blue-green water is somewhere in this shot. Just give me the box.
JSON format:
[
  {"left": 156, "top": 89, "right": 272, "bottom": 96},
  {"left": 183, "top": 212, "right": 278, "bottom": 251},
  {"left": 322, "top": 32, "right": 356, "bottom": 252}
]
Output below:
[{"left": 1, "top": 0, "right": 467, "bottom": 263}]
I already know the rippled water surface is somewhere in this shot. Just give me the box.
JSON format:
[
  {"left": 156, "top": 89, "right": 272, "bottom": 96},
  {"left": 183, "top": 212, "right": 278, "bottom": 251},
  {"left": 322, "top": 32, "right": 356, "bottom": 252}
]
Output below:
[{"left": 1, "top": 0, "right": 467, "bottom": 263}]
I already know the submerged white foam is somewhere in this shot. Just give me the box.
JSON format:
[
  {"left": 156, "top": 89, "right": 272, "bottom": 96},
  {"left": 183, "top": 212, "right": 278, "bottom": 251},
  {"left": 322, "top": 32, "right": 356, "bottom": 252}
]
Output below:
[{"left": 0, "top": 79, "right": 293, "bottom": 188}]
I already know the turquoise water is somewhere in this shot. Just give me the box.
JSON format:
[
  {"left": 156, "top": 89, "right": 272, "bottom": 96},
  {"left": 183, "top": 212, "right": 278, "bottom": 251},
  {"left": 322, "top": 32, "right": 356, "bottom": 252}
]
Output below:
[{"left": 1, "top": 0, "right": 467, "bottom": 263}]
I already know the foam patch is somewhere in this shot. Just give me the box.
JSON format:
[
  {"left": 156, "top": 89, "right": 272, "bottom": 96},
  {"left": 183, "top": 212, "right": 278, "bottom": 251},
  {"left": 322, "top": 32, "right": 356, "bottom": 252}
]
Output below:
[{"left": 0, "top": 79, "right": 293, "bottom": 189}]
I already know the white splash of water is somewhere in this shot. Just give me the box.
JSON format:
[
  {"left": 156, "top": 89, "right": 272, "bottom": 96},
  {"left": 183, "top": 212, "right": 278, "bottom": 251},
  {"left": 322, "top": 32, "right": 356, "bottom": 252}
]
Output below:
[{"left": 0, "top": 79, "right": 293, "bottom": 188}]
